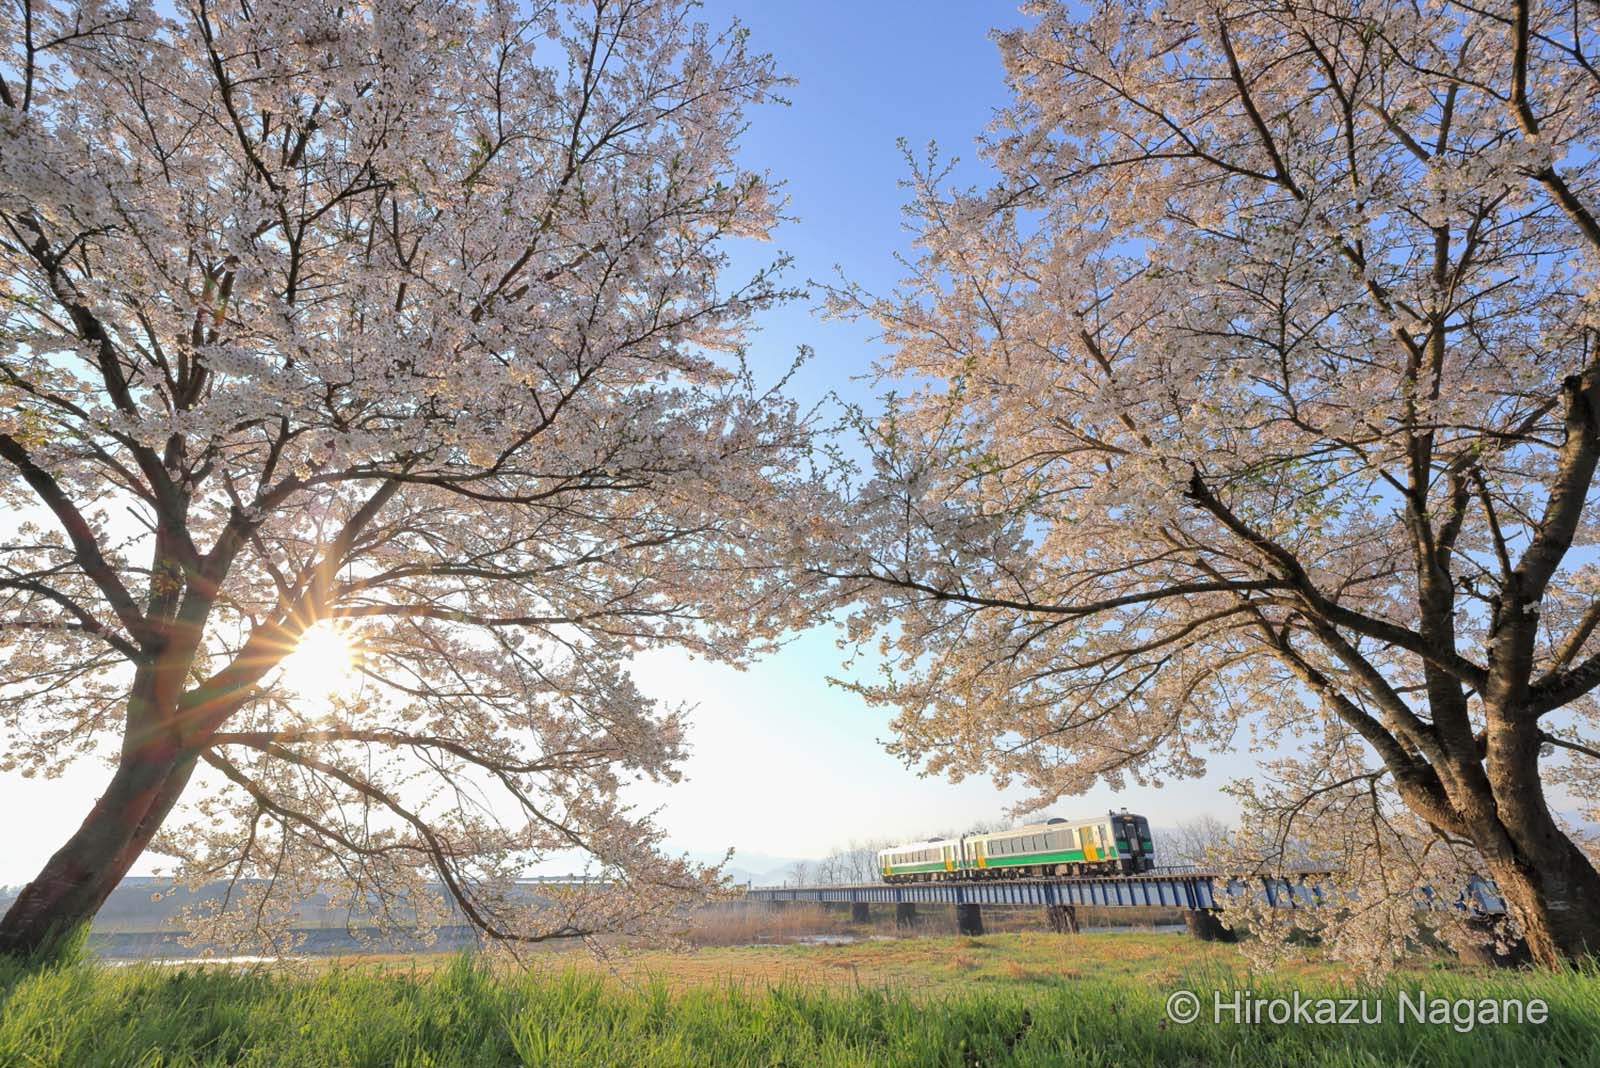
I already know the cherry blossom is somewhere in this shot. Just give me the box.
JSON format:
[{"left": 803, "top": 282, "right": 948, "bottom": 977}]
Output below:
[
  {"left": 0, "top": 0, "right": 811, "bottom": 956},
  {"left": 820, "top": 0, "right": 1600, "bottom": 969}
]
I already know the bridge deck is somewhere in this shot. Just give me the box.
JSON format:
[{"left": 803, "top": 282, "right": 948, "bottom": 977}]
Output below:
[
  {"left": 747, "top": 873, "right": 1220, "bottom": 909},
  {"left": 744, "top": 872, "right": 1505, "bottom": 914}
]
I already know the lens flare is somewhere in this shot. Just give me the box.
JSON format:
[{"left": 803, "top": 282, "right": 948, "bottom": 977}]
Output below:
[{"left": 279, "top": 620, "right": 361, "bottom": 704}]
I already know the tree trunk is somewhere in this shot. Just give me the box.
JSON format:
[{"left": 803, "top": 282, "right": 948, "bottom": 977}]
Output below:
[
  {"left": 0, "top": 746, "right": 195, "bottom": 958},
  {"left": 1477, "top": 822, "right": 1600, "bottom": 969},
  {"left": 1467, "top": 692, "right": 1600, "bottom": 968}
]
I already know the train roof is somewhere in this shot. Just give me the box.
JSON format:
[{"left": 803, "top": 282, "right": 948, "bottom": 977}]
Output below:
[{"left": 879, "top": 812, "right": 1148, "bottom": 854}]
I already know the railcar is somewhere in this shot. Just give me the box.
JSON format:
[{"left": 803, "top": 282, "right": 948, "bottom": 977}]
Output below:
[{"left": 877, "top": 811, "right": 1155, "bottom": 882}]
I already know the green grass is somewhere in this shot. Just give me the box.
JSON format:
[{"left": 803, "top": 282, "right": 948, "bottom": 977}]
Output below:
[{"left": 1, "top": 940, "right": 1597, "bottom": 1067}]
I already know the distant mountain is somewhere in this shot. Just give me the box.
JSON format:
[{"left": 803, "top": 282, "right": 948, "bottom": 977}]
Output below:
[{"left": 673, "top": 847, "right": 809, "bottom": 887}]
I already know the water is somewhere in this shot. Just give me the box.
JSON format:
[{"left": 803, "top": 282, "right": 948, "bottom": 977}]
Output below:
[{"left": 88, "top": 924, "right": 484, "bottom": 962}]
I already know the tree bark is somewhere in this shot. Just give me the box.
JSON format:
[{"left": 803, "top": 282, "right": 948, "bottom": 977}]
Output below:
[
  {"left": 1468, "top": 768, "right": 1600, "bottom": 969},
  {"left": 0, "top": 744, "right": 195, "bottom": 958},
  {"left": 1480, "top": 843, "right": 1600, "bottom": 969}
]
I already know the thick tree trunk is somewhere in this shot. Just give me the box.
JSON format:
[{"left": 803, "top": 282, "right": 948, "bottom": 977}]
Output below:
[
  {"left": 1468, "top": 690, "right": 1600, "bottom": 967},
  {"left": 1475, "top": 813, "right": 1600, "bottom": 969},
  {"left": 0, "top": 746, "right": 195, "bottom": 958}
]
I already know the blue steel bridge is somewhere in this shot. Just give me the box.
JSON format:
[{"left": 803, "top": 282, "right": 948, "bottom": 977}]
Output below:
[{"left": 742, "top": 868, "right": 1508, "bottom": 941}]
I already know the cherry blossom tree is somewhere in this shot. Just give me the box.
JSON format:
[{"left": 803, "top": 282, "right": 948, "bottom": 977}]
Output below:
[
  {"left": 0, "top": 0, "right": 811, "bottom": 957},
  {"left": 821, "top": 0, "right": 1600, "bottom": 967}
]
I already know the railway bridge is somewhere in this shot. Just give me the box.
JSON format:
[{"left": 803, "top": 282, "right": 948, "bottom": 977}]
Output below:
[{"left": 743, "top": 869, "right": 1507, "bottom": 942}]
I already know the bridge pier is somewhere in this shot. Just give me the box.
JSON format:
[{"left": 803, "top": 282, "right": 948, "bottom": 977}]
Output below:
[
  {"left": 849, "top": 902, "right": 871, "bottom": 924},
  {"left": 1046, "top": 904, "right": 1080, "bottom": 934},
  {"left": 956, "top": 903, "right": 985, "bottom": 936},
  {"left": 895, "top": 903, "right": 919, "bottom": 930},
  {"left": 1183, "top": 909, "right": 1236, "bottom": 942}
]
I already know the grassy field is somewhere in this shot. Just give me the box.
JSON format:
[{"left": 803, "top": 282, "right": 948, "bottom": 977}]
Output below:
[{"left": 2, "top": 932, "right": 1596, "bottom": 1067}]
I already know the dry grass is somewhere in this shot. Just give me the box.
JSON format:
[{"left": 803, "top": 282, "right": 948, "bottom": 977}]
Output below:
[
  {"left": 1001, "top": 959, "right": 1043, "bottom": 983},
  {"left": 318, "top": 923, "right": 1493, "bottom": 1000},
  {"left": 678, "top": 902, "right": 850, "bottom": 947},
  {"left": 674, "top": 901, "right": 1185, "bottom": 948},
  {"left": 541, "top": 929, "right": 1475, "bottom": 1001}
]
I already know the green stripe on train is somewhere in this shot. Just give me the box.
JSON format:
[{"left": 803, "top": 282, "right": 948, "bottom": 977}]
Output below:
[
  {"left": 887, "top": 844, "right": 1137, "bottom": 874},
  {"left": 982, "top": 849, "right": 1112, "bottom": 867}
]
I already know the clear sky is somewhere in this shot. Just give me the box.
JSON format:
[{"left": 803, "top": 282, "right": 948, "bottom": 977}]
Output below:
[
  {"left": 599, "top": 0, "right": 1255, "bottom": 876},
  {"left": 0, "top": 1, "right": 1248, "bottom": 887}
]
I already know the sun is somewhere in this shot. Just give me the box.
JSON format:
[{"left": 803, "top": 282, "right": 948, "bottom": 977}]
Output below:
[{"left": 279, "top": 620, "right": 362, "bottom": 704}]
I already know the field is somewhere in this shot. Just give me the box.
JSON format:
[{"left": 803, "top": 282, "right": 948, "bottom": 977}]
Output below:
[{"left": 3, "top": 931, "right": 1597, "bottom": 1067}]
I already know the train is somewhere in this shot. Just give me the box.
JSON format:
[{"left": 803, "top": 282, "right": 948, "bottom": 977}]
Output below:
[{"left": 877, "top": 811, "right": 1155, "bottom": 882}]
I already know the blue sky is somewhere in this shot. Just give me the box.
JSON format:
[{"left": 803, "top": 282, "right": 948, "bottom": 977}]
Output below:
[
  {"left": 0, "top": 1, "right": 1250, "bottom": 887},
  {"left": 613, "top": 0, "right": 1253, "bottom": 876}
]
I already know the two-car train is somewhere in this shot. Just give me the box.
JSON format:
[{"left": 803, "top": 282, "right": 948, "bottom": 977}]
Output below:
[{"left": 877, "top": 811, "right": 1155, "bottom": 882}]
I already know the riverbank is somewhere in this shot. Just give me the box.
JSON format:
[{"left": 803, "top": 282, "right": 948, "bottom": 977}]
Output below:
[
  {"left": 3, "top": 932, "right": 1595, "bottom": 1066},
  {"left": 76, "top": 902, "right": 1189, "bottom": 961}
]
